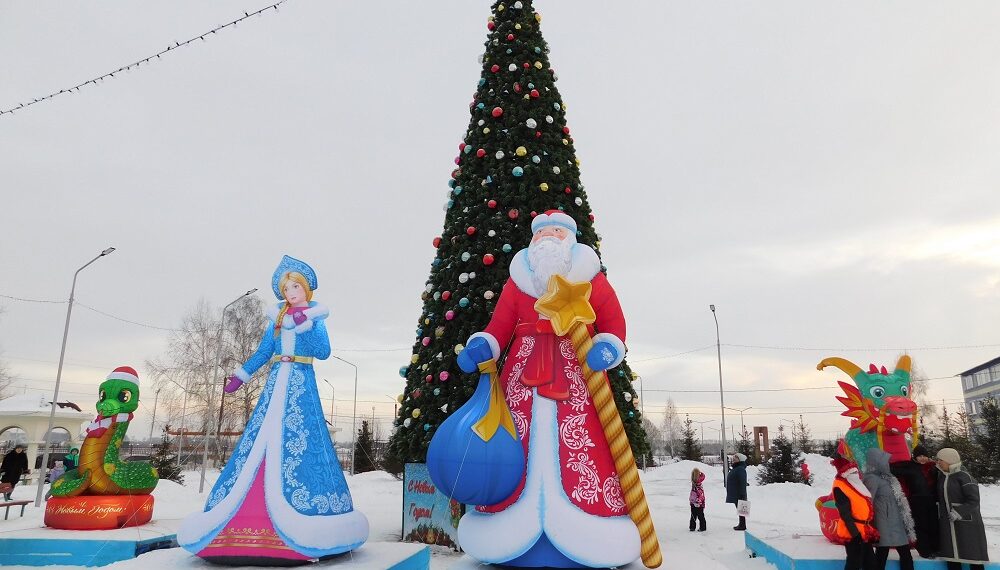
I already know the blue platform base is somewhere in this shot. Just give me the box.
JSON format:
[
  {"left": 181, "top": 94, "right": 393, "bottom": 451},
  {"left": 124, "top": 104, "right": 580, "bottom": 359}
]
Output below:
[
  {"left": 745, "top": 531, "right": 998, "bottom": 570},
  {"left": 0, "top": 533, "right": 176, "bottom": 567}
]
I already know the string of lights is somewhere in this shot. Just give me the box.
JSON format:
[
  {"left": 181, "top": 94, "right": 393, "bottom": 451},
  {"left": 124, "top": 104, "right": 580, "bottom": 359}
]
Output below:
[{"left": 0, "top": 1, "right": 288, "bottom": 117}]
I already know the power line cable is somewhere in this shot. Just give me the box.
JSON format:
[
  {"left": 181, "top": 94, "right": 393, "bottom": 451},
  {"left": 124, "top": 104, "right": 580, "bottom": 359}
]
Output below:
[{"left": 0, "top": 1, "right": 288, "bottom": 117}]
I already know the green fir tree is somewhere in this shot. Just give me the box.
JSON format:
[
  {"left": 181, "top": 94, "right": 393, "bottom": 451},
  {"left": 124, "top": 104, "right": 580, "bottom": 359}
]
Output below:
[
  {"left": 972, "top": 396, "right": 1000, "bottom": 484},
  {"left": 681, "top": 415, "right": 702, "bottom": 462},
  {"left": 756, "top": 428, "right": 807, "bottom": 485},
  {"left": 354, "top": 420, "right": 377, "bottom": 475},
  {"left": 736, "top": 427, "right": 756, "bottom": 465},
  {"left": 150, "top": 433, "right": 183, "bottom": 484},
  {"left": 387, "top": 0, "right": 649, "bottom": 465}
]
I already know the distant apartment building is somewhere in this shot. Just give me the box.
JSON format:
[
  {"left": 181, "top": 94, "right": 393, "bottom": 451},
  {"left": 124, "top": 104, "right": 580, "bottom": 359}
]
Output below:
[{"left": 959, "top": 356, "right": 1000, "bottom": 421}]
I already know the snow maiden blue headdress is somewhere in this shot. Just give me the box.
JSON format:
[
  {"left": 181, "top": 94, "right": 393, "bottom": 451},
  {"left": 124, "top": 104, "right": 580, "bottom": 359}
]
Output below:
[{"left": 271, "top": 255, "right": 319, "bottom": 300}]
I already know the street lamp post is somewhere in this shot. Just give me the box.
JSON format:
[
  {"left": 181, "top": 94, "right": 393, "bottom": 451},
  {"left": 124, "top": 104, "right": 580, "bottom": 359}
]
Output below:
[
  {"left": 323, "top": 379, "right": 336, "bottom": 426},
  {"left": 693, "top": 419, "right": 714, "bottom": 445},
  {"left": 724, "top": 406, "right": 753, "bottom": 437},
  {"left": 149, "top": 387, "right": 164, "bottom": 440},
  {"left": 779, "top": 418, "right": 797, "bottom": 441},
  {"left": 200, "top": 288, "right": 258, "bottom": 494},
  {"left": 709, "top": 304, "right": 729, "bottom": 480},
  {"left": 35, "top": 247, "right": 115, "bottom": 507},
  {"left": 330, "top": 355, "right": 358, "bottom": 475}
]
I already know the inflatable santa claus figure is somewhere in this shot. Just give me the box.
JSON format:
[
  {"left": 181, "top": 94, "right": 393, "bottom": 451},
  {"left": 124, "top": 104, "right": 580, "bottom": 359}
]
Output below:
[{"left": 455, "top": 210, "right": 639, "bottom": 568}]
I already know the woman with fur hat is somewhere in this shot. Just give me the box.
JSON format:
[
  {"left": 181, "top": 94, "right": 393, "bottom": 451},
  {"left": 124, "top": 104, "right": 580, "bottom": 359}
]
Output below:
[
  {"left": 726, "top": 453, "right": 749, "bottom": 531},
  {"left": 935, "top": 448, "right": 989, "bottom": 570},
  {"left": 863, "top": 448, "right": 914, "bottom": 570}
]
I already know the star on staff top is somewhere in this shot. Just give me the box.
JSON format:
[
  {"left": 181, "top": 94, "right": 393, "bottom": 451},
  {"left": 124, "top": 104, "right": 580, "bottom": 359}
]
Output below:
[{"left": 534, "top": 274, "right": 596, "bottom": 336}]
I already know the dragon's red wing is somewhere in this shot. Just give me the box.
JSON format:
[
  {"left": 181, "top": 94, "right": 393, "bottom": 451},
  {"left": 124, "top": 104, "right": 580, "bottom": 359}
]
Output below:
[{"left": 835, "top": 381, "right": 879, "bottom": 433}]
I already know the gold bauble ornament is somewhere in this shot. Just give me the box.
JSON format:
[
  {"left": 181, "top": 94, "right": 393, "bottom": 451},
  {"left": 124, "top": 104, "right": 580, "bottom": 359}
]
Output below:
[
  {"left": 515, "top": 146, "right": 527, "bottom": 156},
  {"left": 539, "top": 183, "right": 549, "bottom": 192}
]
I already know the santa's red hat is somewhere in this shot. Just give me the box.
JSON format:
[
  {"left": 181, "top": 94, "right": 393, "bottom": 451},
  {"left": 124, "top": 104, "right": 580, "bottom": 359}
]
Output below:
[
  {"left": 106, "top": 366, "right": 139, "bottom": 384},
  {"left": 531, "top": 209, "right": 577, "bottom": 234}
]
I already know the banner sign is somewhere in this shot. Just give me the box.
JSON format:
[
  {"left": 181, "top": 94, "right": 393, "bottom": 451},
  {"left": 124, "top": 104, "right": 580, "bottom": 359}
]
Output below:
[{"left": 402, "top": 462, "right": 464, "bottom": 551}]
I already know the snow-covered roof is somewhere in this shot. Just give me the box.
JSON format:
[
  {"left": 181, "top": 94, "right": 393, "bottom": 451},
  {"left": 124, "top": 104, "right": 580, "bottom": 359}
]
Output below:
[{"left": 0, "top": 394, "right": 92, "bottom": 419}]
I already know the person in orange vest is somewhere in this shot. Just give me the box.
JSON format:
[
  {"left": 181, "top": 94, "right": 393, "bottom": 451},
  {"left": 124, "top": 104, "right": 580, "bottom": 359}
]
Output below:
[{"left": 831, "top": 454, "right": 879, "bottom": 570}]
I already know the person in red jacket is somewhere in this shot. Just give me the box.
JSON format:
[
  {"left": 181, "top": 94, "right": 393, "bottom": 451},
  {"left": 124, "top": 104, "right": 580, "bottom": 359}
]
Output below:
[{"left": 802, "top": 461, "right": 812, "bottom": 484}]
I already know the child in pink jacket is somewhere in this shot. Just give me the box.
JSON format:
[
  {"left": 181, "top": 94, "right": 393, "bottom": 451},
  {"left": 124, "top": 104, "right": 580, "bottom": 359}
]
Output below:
[{"left": 690, "top": 468, "right": 707, "bottom": 532}]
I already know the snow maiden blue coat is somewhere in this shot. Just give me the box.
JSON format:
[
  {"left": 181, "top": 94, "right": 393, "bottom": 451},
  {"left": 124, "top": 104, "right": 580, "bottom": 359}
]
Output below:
[{"left": 178, "top": 256, "right": 368, "bottom": 563}]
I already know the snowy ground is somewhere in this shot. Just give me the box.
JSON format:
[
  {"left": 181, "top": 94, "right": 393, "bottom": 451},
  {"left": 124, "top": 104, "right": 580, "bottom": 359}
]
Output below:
[{"left": 2, "top": 455, "right": 997, "bottom": 569}]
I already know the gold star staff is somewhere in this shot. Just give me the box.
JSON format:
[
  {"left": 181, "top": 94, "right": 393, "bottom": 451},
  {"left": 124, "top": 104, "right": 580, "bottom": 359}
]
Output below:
[{"left": 535, "top": 274, "right": 662, "bottom": 568}]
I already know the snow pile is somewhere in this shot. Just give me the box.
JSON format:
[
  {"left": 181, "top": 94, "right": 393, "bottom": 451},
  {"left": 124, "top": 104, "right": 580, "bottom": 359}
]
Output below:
[{"left": 2, "top": 460, "right": 997, "bottom": 569}]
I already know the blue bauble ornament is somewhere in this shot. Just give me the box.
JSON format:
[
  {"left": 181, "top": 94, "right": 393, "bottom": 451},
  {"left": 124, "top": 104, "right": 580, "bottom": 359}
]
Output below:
[
  {"left": 502, "top": 243, "right": 512, "bottom": 253},
  {"left": 399, "top": 366, "right": 409, "bottom": 377},
  {"left": 432, "top": 258, "right": 441, "bottom": 266},
  {"left": 454, "top": 186, "right": 463, "bottom": 195},
  {"left": 433, "top": 388, "right": 441, "bottom": 396},
  {"left": 476, "top": 102, "right": 485, "bottom": 110},
  {"left": 459, "top": 297, "right": 470, "bottom": 308},
  {"left": 628, "top": 411, "right": 635, "bottom": 418},
  {"left": 433, "top": 292, "right": 441, "bottom": 300},
  {"left": 426, "top": 372, "right": 525, "bottom": 505},
  {"left": 424, "top": 424, "right": 431, "bottom": 431},
  {"left": 461, "top": 252, "right": 471, "bottom": 261},
  {"left": 449, "top": 179, "right": 456, "bottom": 188},
  {"left": 478, "top": 78, "right": 486, "bottom": 87},
  {"left": 486, "top": 175, "right": 493, "bottom": 184},
  {"left": 447, "top": 199, "right": 454, "bottom": 208},
  {"left": 512, "top": 166, "right": 524, "bottom": 177}
]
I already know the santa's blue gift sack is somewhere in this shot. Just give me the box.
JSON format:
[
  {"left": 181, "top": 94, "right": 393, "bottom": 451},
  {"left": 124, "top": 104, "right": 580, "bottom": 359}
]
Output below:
[{"left": 426, "top": 364, "right": 524, "bottom": 506}]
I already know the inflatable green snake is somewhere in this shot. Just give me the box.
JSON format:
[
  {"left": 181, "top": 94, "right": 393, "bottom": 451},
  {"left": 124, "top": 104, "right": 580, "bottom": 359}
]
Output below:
[{"left": 51, "top": 370, "right": 158, "bottom": 497}]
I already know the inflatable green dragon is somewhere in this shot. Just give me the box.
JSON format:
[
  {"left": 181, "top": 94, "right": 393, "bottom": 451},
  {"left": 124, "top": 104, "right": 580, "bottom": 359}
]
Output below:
[
  {"left": 51, "top": 366, "right": 158, "bottom": 497},
  {"left": 817, "top": 354, "right": 918, "bottom": 471}
]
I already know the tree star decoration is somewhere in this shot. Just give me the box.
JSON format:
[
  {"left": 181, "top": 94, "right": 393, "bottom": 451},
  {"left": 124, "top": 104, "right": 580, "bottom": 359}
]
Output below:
[{"left": 533, "top": 274, "right": 596, "bottom": 336}]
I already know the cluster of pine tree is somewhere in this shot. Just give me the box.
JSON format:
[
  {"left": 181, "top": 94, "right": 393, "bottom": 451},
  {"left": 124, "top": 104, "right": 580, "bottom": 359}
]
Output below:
[
  {"left": 756, "top": 427, "right": 810, "bottom": 485},
  {"left": 150, "top": 433, "right": 184, "bottom": 484},
  {"left": 919, "top": 396, "right": 1000, "bottom": 484}
]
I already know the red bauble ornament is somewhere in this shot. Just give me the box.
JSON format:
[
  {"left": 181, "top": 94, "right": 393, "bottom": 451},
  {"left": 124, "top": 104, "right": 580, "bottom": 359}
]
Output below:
[
  {"left": 563, "top": 126, "right": 571, "bottom": 134},
  {"left": 514, "top": 83, "right": 522, "bottom": 93},
  {"left": 459, "top": 142, "right": 467, "bottom": 151},
  {"left": 508, "top": 209, "right": 519, "bottom": 219},
  {"left": 564, "top": 186, "right": 572, "bottom": 194},
  {"left": 491, "top": 64, "right": 500, "bottom": 73},
  {"left": 476, "top": 148, "right": 486, "bottom": 158},
  {"left": 507, "top": 33, "right": 515, "bottom": 41},
  {"left": 425, "top": 375, "right": 433, "bottom": 383},
  {"left": 466, "top": 226, "right": 477, "bottom": 236},
  {"left": 535, "top": 131, "right": 542, "bottom": 138},
  {"left": 589, "top": 213, "right": 596, "bottom": 221},
  {"left": 454, "top": 156, "right": 461, "bottom": 165},
  {"left": 442, "top": 291, "right": 452, "bottom": 300},
  {"left": 433, "top": 236, "right": 442, "bottom": 247},
  {"left": 487, "top": 21, "right": 496, "bottom": 30},
  {"left": 413, "top": 389, "right": 422, "bottom": 399},
  {"left": 523, "top": 62, "right": 531, "bottom": 69},
  {"left": 491, "top": 107, "right": 503, "bottom": 117},
  {"left": 488, "top": 199, "right": 498, "bottom": 208},
  {"left": 483, "top": 254, "right": 496, "bottom": 266},
  {"left": 530, "top": 210, "right": 538, "bottom": 218},
  {"left": 530, "top": 89, "right": 539, "bottom": 98}
]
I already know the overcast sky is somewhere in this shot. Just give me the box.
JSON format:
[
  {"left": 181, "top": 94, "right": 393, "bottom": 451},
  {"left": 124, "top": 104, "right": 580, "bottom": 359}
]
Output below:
[{"left": 2, "top": 1, "right": 999, "bottom": 445}]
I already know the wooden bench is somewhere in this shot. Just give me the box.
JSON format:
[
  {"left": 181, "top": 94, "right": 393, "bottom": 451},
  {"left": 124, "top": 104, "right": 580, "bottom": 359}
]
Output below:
[{"left": 1, "top": 500, "right": 31, "bottom": 520}]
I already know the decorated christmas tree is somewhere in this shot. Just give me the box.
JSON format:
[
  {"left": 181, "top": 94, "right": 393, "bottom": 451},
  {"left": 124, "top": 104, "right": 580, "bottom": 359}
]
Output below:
[{"left": 387, "top": 0, "right": 650, "bottom": 466}]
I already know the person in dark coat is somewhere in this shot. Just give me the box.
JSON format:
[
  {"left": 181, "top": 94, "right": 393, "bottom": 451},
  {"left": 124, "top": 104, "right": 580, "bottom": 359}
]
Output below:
[
  {"left": 908, "top": 444, "right": 939, "bottom": 557},
  {"left": 863, "top": 448, "right": 915, "bottom": 570},
  {"left": 726, "top": 452, "right": 749, "bottom": 531},
  {"left": 63, "top": 448, "right": 79, "bottom": 471},
  {"left": 935, "top": 448, "right": 989, "bottom": 570},
  {"left": 0, "top": 444, "right": 30, "bottom": 500}
]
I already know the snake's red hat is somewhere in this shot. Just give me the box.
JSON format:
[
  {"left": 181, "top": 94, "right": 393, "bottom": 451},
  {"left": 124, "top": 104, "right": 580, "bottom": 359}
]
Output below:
[{"left": 107, "top": 366, "right": 139, "bottom": 385}]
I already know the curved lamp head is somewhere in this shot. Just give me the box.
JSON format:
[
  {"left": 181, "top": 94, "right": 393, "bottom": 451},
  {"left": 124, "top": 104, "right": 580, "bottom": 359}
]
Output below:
[
  {"left": 100, "top": 247, "right": 116, "bottom": 256},
  {"left": 709, "top": 304, "right": 716, "bottom": 312}
]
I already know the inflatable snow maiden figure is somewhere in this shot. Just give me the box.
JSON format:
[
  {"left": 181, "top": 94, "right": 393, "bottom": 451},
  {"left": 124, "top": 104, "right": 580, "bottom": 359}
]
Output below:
[
  {"left": 178, "top": 256, "right": 368, "bottom": 565},
  {"left": 453, "top": 211, "right": 660, "bottom": 568}
]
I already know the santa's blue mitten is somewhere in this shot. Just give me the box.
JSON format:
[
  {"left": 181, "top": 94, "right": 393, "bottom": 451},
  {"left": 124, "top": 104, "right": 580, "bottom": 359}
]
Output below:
[
  {"left": 457, "top": 337, "right": 493, "bottom": 373},
  {"left": 586, "top": 341, "right": 619, "bottom": 372}
]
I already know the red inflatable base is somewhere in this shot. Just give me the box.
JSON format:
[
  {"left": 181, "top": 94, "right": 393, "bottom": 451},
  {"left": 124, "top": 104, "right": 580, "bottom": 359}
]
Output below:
[{"left": 44, "top": 495, "right": 155, "bottom": 530}]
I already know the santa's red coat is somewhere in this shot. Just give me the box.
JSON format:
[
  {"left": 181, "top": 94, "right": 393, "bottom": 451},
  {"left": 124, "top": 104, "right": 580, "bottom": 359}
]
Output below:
[{"left": 474, "top": 270, "right": 628, "bottom": 517}]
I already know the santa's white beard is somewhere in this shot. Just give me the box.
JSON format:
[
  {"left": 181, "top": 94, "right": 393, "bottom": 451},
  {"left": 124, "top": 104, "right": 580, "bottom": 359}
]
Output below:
[{"left": 528, "top": 237, "right": 574, "bottom": 294}]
